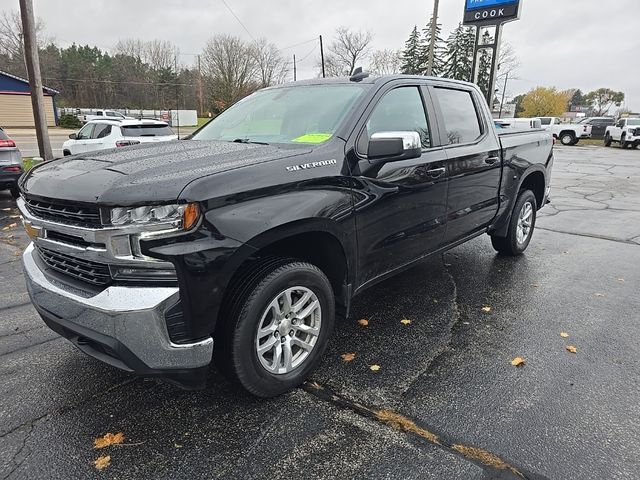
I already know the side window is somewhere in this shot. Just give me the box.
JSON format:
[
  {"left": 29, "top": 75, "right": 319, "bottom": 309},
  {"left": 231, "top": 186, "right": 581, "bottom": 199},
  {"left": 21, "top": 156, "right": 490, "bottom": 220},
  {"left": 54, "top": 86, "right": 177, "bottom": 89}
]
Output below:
[
  {"left": 106, "top": 111, "right": 117, "bottom": 117},
  {"left": 92, "top": 124, "right": 112, "bottom": 139},
  {"left": 95, "top": 111, "right": 103, "bottom": 116},
  {"left": 359, "top": 86, "right": 431, "bottom": 154},
  {"left": 434, "top": 88, "right": 482, "bottom": 145},
  {"left": 617, "top": 120, "right": 625, "bottom": 128},
  {"left": 540, "top": 118, "right": 551, "bottom": 126},
  {"left": 76, "top": 123, "right": 94, "bottom": 140}
]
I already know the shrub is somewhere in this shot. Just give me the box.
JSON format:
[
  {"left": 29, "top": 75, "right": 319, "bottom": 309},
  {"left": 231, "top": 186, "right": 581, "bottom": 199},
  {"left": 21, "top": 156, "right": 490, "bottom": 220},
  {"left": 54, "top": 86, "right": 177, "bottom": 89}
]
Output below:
[{"left": 58, "top": 114, "right": 82, "bottom": 129}]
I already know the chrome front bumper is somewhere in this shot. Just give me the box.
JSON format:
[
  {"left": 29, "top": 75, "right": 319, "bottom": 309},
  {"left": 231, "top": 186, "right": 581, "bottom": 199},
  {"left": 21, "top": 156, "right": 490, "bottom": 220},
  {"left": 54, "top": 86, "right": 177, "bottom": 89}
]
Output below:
[{"left": 23, "top": 243, "right": 213, "bottom": 374}]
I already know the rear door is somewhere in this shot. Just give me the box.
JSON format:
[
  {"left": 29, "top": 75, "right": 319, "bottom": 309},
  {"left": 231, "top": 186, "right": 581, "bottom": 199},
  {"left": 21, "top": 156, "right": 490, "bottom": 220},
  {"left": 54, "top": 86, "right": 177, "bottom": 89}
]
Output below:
[
  {"left": 431, "top": 85, "right": 502, "bottom": 244},
  {"left": 81, "top": 123, "right": 113, "bottom": 153},
  {"left": 351, "top": 83, "right": 448, "bottom": 287}
]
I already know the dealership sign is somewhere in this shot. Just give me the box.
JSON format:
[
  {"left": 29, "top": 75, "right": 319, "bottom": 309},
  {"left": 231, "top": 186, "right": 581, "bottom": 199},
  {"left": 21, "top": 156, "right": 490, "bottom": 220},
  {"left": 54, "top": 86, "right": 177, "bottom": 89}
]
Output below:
[{"left": 463, "top": 0, "right": 521, "bottom": 25}]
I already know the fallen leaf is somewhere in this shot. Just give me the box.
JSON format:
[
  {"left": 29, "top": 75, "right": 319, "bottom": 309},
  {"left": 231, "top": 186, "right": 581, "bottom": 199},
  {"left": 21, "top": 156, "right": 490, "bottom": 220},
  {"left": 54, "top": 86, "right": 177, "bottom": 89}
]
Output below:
[
  {"left": 566, "top": 345, "right": 578, "bottom": 354},
  {"left": 94, "top": 432, "right": 125, "bottom": 449},
  {"left": 94, "top": 455, "right": 111, "bottom": 470},
  {"left": 510, "top": 357, "right": 525, "bottom": 367},
  {"left": 594, "top": 293, "right": 605, "bottom": 297},
  {"left": 357, "top": 319, "right": 369, "bottom": 327},
  {"left": 617, "top": 278, "right": 625, "bottom": 283},
  {"left": 433, "top": 299, "right": 439, "bottom": 304},
  {"left": 400, "top": 318, "right": 412, "bottom": 326},
  {"left": 174, "top": 443, "right": 183, "bottom": 448},
  {"left": 1, "top": 208, "right": 11, "bottom": 211},
  {"left": 341, "top": 353, "right": 356, "bottom": 362},
  {"left": 560, "top": 332, "right": 569, "bottom": 338},
  {"left": 481, "top": 306, "right": 492, "bottom": 313},
  {"left": 531, "top": 283, "right": 540, "bottom": 288},
  {"left": 1, "top": 227, "right": 9, "bottom": 231},
  {"left": 370, "top": 364, "right": 381, "bottom": 372},
  {"left": 7, "top": 223, "right": 17, "bottom": 228}
]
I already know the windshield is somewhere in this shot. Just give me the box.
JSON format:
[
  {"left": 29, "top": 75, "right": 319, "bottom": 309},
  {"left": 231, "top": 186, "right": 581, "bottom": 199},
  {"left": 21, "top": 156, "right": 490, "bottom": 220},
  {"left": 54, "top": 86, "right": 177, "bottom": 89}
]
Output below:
[
  {"left": 192, "top": 84, "right": 368, "bottom": 145},
  {"left": 627, "top": 119, "right": 640, "bottom": 126}
]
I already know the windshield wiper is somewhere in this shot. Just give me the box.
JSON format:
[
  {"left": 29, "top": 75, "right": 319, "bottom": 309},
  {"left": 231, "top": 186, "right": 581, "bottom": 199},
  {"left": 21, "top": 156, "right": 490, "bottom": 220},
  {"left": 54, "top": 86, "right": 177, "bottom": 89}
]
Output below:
[{"left": 231, "top": 138, "right": 270, "bottom": 145}]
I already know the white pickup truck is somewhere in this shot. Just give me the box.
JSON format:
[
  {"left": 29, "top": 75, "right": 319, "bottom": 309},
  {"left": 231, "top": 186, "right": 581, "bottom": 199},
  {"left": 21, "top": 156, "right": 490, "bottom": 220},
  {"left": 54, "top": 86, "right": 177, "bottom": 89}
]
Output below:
[
  {"left": 80, "top": 110, "right": 134, "bottom": 123},
  {"left": 604, "top": 118, "right": 640, "bottom": 149},
  {"left": 539, "top": 117, "right": 592, "bottom": 146}
]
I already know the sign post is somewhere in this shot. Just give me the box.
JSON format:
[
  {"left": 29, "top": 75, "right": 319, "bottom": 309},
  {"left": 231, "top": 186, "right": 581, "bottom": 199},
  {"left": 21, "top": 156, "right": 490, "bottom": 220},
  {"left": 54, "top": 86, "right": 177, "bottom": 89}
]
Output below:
[{"left": 463, "top": 0, "right": 523, "bottom": 106}]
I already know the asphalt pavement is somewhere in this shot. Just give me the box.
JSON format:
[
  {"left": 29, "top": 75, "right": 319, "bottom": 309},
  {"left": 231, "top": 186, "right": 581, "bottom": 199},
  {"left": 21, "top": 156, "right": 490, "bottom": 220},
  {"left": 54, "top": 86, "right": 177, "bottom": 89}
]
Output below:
[{"left": 1, "top": 144, "right": 639, "bottom": 479}]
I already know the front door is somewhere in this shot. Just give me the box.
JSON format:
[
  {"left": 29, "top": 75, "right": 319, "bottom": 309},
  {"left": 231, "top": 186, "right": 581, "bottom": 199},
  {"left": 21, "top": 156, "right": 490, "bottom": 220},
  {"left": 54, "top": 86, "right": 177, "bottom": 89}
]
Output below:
[
  {"left": 351, "top": 85, "right": 448, "bottom": 288},
  {"left": 71, "top": 123, "right": 95, "bottom": 154},
  {"left": 431, "top": 86, "right": 502, "bottom": 244}
]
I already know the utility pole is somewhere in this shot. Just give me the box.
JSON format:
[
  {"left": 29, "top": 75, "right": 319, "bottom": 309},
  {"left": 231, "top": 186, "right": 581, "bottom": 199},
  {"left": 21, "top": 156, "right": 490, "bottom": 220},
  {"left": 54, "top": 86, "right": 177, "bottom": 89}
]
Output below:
[
  {"left": 174, "top": 54, "right": 180, "bottom": 138},
  {"left": 426, "top": 0, "right": 440, "bottom": 76},
  {"left": 293, "top": 54, "right": 297, "bottom": 81},
  {"left": 499, "top": 71, "right": 509, "bottom": 119},
  {"left": 19, "top": 0, "right": 53, "bottom": 160},
  {"left": 197, "top": 54, "right": 204, "bottom": 117},
  {"left": 319, "top": 35, "right": 326, "bottom": 78}
]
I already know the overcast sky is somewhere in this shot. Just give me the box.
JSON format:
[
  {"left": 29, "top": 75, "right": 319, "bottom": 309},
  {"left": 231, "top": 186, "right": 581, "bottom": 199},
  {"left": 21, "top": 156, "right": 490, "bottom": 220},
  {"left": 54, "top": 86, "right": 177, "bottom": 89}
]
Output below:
[{"left": 7, "top": 0, "right": 640, "bottom": 111}]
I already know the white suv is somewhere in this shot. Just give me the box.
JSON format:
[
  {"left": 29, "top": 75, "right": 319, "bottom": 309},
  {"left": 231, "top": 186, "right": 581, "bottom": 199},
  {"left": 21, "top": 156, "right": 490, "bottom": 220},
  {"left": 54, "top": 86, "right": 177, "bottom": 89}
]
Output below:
[{"left": 63, "top": 119, "right": 178, "bottom": 156}]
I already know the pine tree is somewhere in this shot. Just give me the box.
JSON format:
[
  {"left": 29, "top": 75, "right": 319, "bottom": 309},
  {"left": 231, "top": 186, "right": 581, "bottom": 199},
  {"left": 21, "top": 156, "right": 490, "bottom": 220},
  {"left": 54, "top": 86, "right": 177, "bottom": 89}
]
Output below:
[
  {"left": 459, "top": 26, "right": 476, "bottom": 82},
  {"left": 401, "top": 26, "right": 422, "bottom": 75},
  {"left": 418, "top": 15, "right": 445, "bottom": 76},
  {"left": 476, "top": 30, "right": 493, "bottom": 99}
]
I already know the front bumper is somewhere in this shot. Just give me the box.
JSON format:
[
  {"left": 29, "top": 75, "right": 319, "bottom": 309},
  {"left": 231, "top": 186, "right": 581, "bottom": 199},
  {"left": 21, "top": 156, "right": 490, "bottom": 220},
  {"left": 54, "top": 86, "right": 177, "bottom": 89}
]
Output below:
[{"left": 23, "top": 243, "right": 213, "bottom": 389}]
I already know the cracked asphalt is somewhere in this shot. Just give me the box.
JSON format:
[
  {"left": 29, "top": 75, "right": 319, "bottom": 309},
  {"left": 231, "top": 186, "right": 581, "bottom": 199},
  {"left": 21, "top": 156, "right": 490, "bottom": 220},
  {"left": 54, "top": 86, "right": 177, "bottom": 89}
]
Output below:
[{"left": 1, "top": 145, "right": 639, "bottom": 479}]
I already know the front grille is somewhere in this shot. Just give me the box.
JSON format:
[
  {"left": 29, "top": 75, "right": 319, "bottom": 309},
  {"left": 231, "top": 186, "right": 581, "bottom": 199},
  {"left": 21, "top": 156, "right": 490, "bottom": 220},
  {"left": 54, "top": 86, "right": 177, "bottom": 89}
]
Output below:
[
  {"left": 633, "top": 128, "right": 640, "bottom": 136},
  {"left": 25, "top": 197, "right": 102, "bottom": 227},
  {"left": 36, "top": 246, "right": 112, "bottom": 286}
]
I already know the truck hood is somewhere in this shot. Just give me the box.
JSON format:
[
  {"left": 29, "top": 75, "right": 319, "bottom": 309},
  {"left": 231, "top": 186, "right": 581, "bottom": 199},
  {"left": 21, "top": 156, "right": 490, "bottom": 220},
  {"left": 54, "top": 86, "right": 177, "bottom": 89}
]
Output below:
[{"left": 21, "top": 140, "right": 311, "bottom": 205}]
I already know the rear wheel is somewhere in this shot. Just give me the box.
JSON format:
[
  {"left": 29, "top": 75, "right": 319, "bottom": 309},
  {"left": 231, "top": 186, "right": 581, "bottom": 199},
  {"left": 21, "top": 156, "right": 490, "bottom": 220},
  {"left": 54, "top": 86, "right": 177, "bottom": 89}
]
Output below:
[
  {"left": 215, "top": 258, "right": 335, "bottom": 397},
  {"left": 63, "top": 150, "right": 71, "bottom": 156},
  {"left": 604, "top": 134, "right": 612, "bottom": 147},
  {"left": 490, "top": 189, "right": 537, "bottom": 256},
  {"left": 560, "top": 132, "right": 576, "bottom": 146}
]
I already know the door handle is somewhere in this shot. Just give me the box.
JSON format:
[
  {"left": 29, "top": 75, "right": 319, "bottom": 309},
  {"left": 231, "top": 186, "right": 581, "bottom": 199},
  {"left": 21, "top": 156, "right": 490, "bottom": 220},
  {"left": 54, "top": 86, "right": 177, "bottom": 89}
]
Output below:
[
  {"left": 485, "top": 156, "right": 500, "bottom": 165},
  {"left": 426, "top": 167, "right": 446, "bottom": 178}
]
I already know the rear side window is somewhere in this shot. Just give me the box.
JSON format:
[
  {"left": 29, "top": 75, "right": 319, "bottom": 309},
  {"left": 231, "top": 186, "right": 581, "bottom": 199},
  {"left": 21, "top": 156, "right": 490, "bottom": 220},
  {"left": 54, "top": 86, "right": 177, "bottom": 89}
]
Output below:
[
  {"left": 92, "top": 124, "right": 112, "bottom": 139},
  {"left": 540, "top": 118, "right": 551, "bottom": 126},
  {"left": 121, "top": 125, "right": 174, "bottom": 137},
  {"left": 434, "top": 88, "right": 482, "bottom": 145},
  {"left": 106, "top": 111, "right": 118, "bottom": 117}
]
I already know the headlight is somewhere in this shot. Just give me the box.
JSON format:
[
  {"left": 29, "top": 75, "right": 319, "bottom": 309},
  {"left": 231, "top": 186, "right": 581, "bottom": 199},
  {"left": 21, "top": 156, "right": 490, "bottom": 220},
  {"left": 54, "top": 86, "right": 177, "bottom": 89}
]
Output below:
[{"left": 110, "top": 203, "right": 200, "bottom": 230}]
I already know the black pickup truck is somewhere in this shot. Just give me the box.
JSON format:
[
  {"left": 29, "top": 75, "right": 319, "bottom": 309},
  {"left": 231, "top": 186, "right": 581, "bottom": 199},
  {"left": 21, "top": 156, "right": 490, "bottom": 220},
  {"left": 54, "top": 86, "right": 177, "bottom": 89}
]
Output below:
[{"left": 18, "top": 74, "right": 553, "bottom": 397}]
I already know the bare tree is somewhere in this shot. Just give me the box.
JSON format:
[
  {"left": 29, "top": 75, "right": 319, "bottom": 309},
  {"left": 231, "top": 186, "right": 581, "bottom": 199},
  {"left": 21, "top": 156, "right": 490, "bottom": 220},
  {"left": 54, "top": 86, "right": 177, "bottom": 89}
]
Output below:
[
  {"left": 201, "top": 34, "right": 258, "bottom": 110},
  {"left": 251, "top": 38, "right": 288, "bottom": 88},
  {"left": 369, "top": 49, "right": 403, "bottom": 75},
  {"left": 322, "top": 27, "right": 373, "bottom": 77},
  {"left": 0, "top": 9, "right": 45, "bottom": 58},
  {"left": 114, "top": 38, "right": 177, "bottom": 70}
]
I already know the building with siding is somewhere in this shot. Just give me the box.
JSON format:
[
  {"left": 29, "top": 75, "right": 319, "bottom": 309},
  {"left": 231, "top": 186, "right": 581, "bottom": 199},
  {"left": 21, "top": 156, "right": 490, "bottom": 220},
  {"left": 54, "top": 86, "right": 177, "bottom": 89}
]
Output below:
[{"left": 0, "top": 70, "right": 59, "bottom": 128}]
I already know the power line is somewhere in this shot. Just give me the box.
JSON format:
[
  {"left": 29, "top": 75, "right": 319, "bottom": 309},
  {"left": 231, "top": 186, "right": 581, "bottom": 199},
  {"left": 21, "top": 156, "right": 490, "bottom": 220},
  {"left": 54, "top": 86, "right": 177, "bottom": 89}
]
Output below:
[
  {"left": 219, "top": 0, "right": 256, "bottom": 42},
  {"left": 279, "top": 37, "right": 317, "bottom": 51}
]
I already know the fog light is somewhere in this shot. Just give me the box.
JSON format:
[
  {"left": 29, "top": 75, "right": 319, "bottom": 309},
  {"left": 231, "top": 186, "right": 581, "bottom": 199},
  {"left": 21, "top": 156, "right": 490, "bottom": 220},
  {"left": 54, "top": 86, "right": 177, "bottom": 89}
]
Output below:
[{"left": 110, "top": 265, "right": 177, "bottom": 281}]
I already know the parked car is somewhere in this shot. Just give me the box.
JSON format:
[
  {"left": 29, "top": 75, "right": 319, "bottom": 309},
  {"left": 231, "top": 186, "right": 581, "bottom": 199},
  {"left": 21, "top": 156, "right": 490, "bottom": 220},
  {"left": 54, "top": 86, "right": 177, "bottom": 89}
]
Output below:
[
  {"left": 577, "top": 117, "right": 615, "bottom": 139},
  {"left": 18, "top": 74, "right": 554, "bottom": 396},
  {"left": 80, "top": 110, "right": 134, "bottom": 123},
  {"left": 539, "top": 117, "right": 592, "bottom": 145},
  {"left": 604, "top": 118, "right": 640, "bottom": 149},
  {"left": 62, "top": 119, "right": 178, "bottom": 156},
  {"left": 0, "top": 127, "right": 23, "bottom": 199}
]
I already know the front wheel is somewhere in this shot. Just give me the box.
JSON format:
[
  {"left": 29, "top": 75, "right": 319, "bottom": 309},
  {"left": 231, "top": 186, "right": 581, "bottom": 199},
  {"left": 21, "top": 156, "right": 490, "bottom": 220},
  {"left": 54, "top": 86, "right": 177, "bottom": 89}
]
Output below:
[
  {"left": 215, "top": 258, "right": 335, "bottom": 397},
  {"left": 620, "top": 135, "right": 628, "bottom": 149},
  {"left": 560, "top": 133, "right": 575, "bottom": 146},
  {"left": 604, "top": 134, "right": 612, "bottom": 147},
  {"left": 490, "top": 189, "right": 537, "bottom": 256}
]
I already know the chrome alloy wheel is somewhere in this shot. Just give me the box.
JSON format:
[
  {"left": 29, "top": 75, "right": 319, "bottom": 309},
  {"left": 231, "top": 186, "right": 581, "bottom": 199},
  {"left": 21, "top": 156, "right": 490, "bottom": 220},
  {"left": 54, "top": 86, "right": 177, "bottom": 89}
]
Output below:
[
  {"left": 516, "top": 201, "right": 534, "bottom": 246},
  {"left": 255, "top": 286, "right": 322, "bottom": 375}
]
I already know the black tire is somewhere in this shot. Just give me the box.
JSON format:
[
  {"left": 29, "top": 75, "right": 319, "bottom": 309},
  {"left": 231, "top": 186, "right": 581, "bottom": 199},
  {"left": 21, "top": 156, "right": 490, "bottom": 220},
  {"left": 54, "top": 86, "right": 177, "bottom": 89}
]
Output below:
[
  {"left": 620, "top": 135, "right": 628, "bottom": 149},
  {"left": 560, "top": 132, "right": 576, "bottom": 146},
  {"left": 9, "top": 185, "right": 20, "bottom": 199},
  {"left": 604, "top": 134, "right": 612, "bottom": 147},
  {"left": 632, "top": 143, "right": 639, "bottom": 150},
  {"left": 490, "top": 189, "right": 537, "bottom": 256},
  {"left": 63, "top": 150, "right": 71, "bottom": 156},
  {"left": 214, "top": 258, "right": 335, "bottom": 397}
]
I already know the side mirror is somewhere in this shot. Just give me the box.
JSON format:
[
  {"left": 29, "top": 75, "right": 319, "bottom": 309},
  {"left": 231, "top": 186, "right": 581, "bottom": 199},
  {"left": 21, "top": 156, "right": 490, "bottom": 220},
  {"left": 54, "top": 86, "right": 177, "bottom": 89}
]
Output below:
[
  {"left": 68, "top": 133, "right": 77, "bottom": 140},
  {"left": 367, "top": 131, "right": 421, "bottom": 162}
]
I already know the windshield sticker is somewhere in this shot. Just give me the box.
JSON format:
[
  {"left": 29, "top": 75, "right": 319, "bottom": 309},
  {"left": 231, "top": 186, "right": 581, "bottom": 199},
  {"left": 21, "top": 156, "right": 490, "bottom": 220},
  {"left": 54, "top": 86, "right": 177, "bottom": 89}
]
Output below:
[{"left": 292, "top": 133, "right": 333, "bottom": 144}]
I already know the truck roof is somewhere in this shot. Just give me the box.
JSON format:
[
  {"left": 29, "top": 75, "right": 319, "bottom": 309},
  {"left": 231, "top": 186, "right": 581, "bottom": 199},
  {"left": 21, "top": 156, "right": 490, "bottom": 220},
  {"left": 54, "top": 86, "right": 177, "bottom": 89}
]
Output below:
[{"left": 273, "top": 74, "right": 478, "bottom": 90}]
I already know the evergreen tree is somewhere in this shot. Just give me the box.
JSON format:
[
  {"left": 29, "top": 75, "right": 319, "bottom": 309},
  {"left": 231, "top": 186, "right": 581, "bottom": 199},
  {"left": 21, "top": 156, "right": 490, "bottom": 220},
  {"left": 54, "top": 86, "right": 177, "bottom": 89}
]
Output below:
[
  {"left": 418, "top": 15, "right": 445, "bottom": 76},
  {"left": 476, "top": 31, "right": 493, "bottom": 99},
  {"left": 401, "top": 26, "right": 422, "bottom": 75},
  {"left": 442, "top": 23, "right": 475, "bottom": 82}
]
